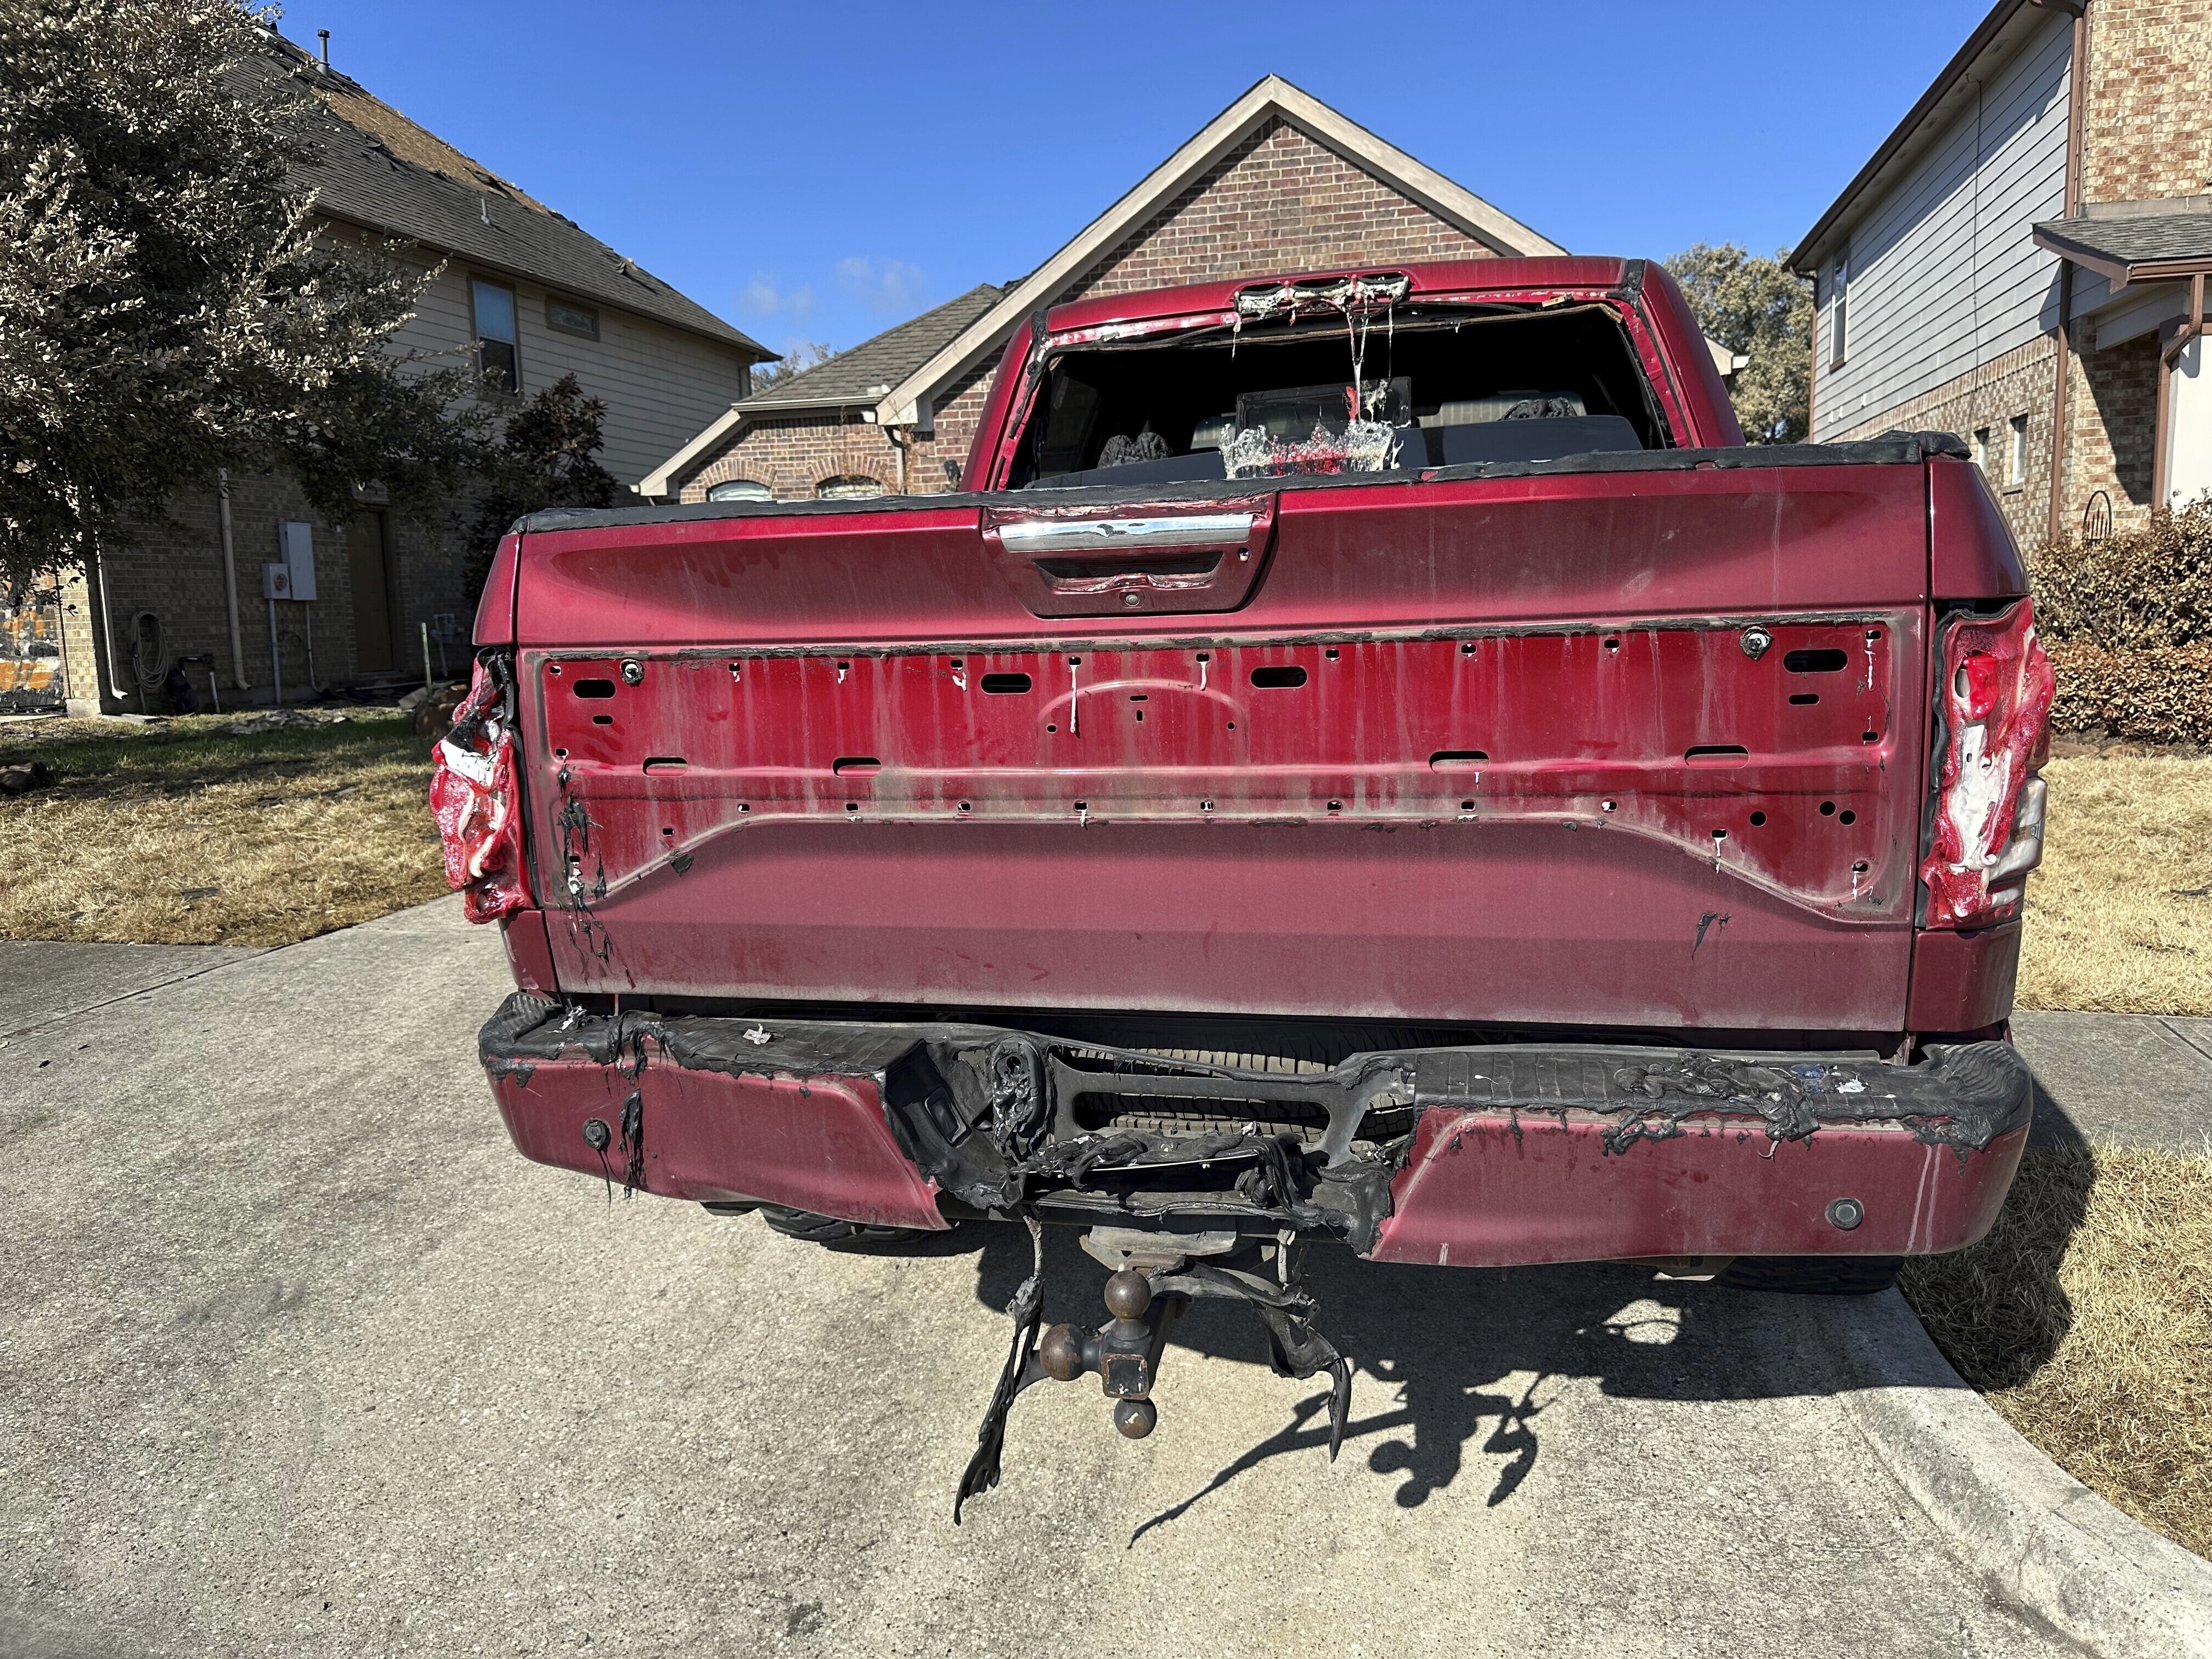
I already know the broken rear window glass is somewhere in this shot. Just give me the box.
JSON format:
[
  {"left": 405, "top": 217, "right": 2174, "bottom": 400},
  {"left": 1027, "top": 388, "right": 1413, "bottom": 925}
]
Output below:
[{"left": 1011, "top": 289, "right": 1669, "bottom": 489}]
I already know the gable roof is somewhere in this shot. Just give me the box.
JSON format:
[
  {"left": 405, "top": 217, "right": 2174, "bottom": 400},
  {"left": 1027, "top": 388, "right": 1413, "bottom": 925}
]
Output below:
[
  {"left": 742, "top": 285, "right": 1006, "bottom": 410},
  {"left": 247, "top": 30, "right": 770, "bottom": 360},
  {"left": 637, "top": 285, "right": 1003, "bottom": 498},
  {"left": 871, "top": 75, "right": 1565, "bottom": 429}
]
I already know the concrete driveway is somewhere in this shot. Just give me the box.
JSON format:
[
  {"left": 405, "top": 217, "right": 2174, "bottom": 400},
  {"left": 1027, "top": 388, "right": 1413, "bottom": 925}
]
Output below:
[{"left": 2, "top": 900, "right": 2068, "bottom": 1657}]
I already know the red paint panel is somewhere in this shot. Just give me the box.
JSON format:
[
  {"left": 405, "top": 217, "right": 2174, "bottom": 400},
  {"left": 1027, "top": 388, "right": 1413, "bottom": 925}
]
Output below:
[
  {"left": 1368, "top": 1110, "right": 2026, "bottom": 1267},
  {"left": 473, "top": 533, "right": 521, "bottom": 646},
  {"left": 539, "top": 821, "right": 1906, "bottom": 1028},
  {"left": 499, "top": 909, "right": 558, "bottom": 995},
  {"left": 527, "top": 623, "right": 1917, "bottom": 912},
  {"left": 515, "top": 465, "right": 1931, "bottom": 653},
  {"left": 490, "top": 1054, "right": 947, "bottom": 1228},
  {"left": 1907, "top": 923, "right": 2022, "bottom": 1032},
  {"left": 1040, "top": 257, "right": 1633, "bottom": 340},
  {"left": 1928, "top": 458, "right": 2028, "bottom": 599}
]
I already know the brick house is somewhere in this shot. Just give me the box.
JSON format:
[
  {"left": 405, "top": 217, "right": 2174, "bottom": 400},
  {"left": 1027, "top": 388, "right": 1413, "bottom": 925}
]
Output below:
[
  {"left": 35, "top": 26, "right": 769, "bottom": 714},
  {"left": 1790, "top": 0, "right": 2212, "bottom": 551},
  {"left": 640, "top": 77, "right": 1566, "bottom": 506}
]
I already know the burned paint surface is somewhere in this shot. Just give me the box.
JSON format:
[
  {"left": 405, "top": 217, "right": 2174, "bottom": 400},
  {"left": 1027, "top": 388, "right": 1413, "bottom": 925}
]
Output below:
[
  {"left": 455, "top": 255, "right": 2044, "bottom": 1304},
  {"left": 1921, "top": 599, "right": 2055, "bottom": 928},
  {"left": 479, "top": 992, "right": 2033, "bottom": 1266},
  {"left": 428, "top": 657, "right": 527, "bottom": 923}
]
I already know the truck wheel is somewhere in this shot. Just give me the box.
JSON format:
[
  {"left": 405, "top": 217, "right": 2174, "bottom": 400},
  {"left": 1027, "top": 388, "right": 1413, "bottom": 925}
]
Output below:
[
  {"left": 757, "top": 1204, "right": 943, "bottom": 1248},
  {"left": 1717, "top": 1256, "right": 1902, "bottom": 1296}
]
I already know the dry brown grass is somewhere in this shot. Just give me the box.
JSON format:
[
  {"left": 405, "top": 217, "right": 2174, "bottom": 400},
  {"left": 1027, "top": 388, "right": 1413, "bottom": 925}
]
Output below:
[
  {"left": 0, "top": 712, "right": 447, "bottom": 947},
  {"left": 2017, "top": 755, "right": 2212, "bottom": 1016},
  {"left": 1903, "top": 1143, "right": 2212, "bottom": 1559}
]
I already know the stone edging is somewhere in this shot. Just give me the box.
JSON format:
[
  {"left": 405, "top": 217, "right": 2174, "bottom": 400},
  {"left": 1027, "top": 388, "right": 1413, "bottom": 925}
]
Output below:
[{"left": 1824, "top": 1288, "right": 2212, "bottom": 1658}]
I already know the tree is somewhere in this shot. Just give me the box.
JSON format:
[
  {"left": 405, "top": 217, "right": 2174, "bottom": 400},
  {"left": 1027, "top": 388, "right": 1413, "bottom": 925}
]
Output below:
[
  {"left": 0, "top": 0, "right": 487, "bottom": 600},
  {"left": 462, "top": 374, "right": 619, "bottom": 606},
  {"left": 749, "top": 341, "right": 837, "bottom": 395},
  {"left": 1664, "top": 244, "right": 1814, "bottom": 444}
]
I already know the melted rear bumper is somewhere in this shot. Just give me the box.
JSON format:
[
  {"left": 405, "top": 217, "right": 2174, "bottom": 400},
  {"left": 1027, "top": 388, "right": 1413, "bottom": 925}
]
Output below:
[{"left": 479, "top": 994, "right": 2030, "bottom": 1265}]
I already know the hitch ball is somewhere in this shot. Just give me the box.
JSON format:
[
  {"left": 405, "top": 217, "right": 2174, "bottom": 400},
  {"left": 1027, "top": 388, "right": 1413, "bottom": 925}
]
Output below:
[
  {"left": 1040, "top": 1323, "right": 1086, "bottom": 1383},
  {"left": 1113, "top": 1398, "right": 1158, "bottom": 1439},
  {"left": 1103, "top": 1268, "right": 1152, "bottom": 1322}
]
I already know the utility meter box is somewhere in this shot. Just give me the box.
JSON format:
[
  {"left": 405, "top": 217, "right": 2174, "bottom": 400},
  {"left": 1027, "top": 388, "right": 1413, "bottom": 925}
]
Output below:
[
  {"left": 261, "top": 561, "right": 292, "bottom": 600},
  {"left": 278, "top": 521, "right": 317, "bottom": 601}
]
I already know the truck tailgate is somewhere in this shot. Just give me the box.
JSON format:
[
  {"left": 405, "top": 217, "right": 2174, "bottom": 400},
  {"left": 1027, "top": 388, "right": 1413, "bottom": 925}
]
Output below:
[{"left": 512, "top": 462, "right": 1930, "bottom": 1032}]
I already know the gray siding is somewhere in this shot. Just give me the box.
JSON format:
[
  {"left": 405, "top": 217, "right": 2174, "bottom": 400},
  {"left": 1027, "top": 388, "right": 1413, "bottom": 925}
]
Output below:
[
  {"left": 382, "top": 255, "right": 751, "bottom": 490},
  {"left": 1813, "top": 13, "right": 2072, "bottom": 441}
]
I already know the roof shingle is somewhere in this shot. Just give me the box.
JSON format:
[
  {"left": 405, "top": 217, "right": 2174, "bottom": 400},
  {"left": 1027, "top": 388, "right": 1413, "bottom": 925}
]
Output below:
[
  {"left": 2034, "top": 211, "right": 2212, "bottom": 275},
  {"left": 738, "top": 286, "right": 1005, "bottom": 409},
  {"left": 245, "top": 31, "right": 769, "bottom": 359}
]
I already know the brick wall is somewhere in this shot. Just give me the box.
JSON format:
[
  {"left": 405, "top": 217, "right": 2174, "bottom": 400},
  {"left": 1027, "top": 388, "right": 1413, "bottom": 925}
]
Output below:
[
  {"left": 2066, "top": 332, "right": 2162, "bottom": 533},
  {"left": 1835, "top": 335, "right": 2060, "bottom": 549},
  {"left": 675, "top": 117, "right": 1501, "bottom": 501},
  {"left": 683, "top": 410, "right": 904, "bottom": 504},
  {"left": 60, "top": 471, "right": 473, "bottom": 712},
  {"left": 2080, "top": 0, "right": 2212, "bottom": 205},
  {"left": 1065, "top": 119, "right": 1496, "bottom": 301}
]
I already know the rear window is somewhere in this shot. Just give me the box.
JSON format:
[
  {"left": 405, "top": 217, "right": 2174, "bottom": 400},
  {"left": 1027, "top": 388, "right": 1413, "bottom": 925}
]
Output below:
[{"left": 1009, "top": 281, "right": 1671, "bottom": 490}]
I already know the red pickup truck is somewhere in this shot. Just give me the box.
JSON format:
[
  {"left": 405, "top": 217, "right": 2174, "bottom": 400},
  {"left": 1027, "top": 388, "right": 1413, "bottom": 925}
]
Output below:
[{"left": 435, "top": 256, "right": 2053, "bottom": 1515}]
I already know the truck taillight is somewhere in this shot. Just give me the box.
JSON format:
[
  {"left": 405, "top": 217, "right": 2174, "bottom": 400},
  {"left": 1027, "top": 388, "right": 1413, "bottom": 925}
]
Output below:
[
  {"left": 429, "top": 657, "right": 528, "bottom": 924},
  {"left": 1921, "top": 600, "right": 2055, "bottom": 929},
  {"left": 1953, "top": 651, "right": 2001, "bottom": 720}
]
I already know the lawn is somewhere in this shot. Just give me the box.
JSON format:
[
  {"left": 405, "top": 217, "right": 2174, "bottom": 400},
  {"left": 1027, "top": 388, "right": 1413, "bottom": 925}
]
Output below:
[
  {"left": 0, "top": 711, "right": 448, "bottom": 947},
  {"left": 2016, "top": 755, "right": 2212, "bottom": 1017},
  {"left": 1903, "top": 1142, "right": 2212, "bottom": 1559}
]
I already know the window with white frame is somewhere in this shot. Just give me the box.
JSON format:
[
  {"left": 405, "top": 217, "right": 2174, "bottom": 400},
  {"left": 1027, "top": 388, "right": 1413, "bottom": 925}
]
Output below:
[
  {"left": 1973, "top": 428, "right": 1990, "bottom": 474},
  {"left": 2007, "top": 414, "right": 2028, "bottom": 489},
  {"left": 707, "top": 480, "right": 772, "bottom": 503}
]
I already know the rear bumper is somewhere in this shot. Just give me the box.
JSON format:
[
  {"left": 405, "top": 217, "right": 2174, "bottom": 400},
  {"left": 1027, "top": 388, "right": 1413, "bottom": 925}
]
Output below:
[{"left": 479, "top": 994, "right": 2031, "bottom": 1265}]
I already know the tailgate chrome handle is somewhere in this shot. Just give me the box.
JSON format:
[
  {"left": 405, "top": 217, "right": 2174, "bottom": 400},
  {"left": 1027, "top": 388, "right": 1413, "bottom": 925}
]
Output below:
[{"left": 995, "top": 513, "right": 1254, "bottom": 554}]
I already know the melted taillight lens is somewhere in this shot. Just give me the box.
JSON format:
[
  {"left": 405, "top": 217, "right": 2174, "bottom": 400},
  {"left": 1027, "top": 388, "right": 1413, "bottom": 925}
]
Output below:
[
  {"left": 1921, "top": 601, "right": 2055, "bottom": 928},
  {"left": 1954, "top": 651, "right": 2001, "bottom": 720},
  {"left": 429, "top": 657, "right": 528, "bottom": 924}
]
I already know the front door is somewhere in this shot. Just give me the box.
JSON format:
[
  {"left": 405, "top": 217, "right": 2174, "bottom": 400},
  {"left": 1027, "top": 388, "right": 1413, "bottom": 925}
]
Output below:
[{"left": 349, "top": 510, "right": 395, "bottom": 673}]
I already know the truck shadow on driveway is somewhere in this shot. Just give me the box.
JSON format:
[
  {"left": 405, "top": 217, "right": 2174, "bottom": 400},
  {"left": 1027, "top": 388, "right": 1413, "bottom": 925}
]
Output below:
[{"left": 953, "top": 1225, "right": 1920, "bottom": 1539}]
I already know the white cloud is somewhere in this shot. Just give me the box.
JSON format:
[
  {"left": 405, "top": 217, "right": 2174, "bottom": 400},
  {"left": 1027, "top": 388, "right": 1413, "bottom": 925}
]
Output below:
[
  {"left": 836, "top": 257, "right": 928, "bottom": 316},
  {"left": 736, "top": 274, "right": 815, "bottom": 319}
]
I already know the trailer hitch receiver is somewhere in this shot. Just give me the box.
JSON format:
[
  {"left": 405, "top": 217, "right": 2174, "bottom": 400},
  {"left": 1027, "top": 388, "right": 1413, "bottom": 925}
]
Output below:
[{"left": 953, "top": 1224, "right": 1353, "bottom": 1521}]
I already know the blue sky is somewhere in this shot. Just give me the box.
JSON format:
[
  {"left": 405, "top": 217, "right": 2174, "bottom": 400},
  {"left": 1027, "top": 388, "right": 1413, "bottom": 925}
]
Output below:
[{"left": 295, "top": 0, "right": 1995, "bottom": 363}]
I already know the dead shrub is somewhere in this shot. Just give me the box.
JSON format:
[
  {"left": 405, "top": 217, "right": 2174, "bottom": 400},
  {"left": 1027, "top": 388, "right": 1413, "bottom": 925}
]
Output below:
[
  {"left": 2028, "top": 496, "right": 2212, "bottom": 652},
  {"left": 2044, "top": 640, "right": 2212, "bottom": 746}
]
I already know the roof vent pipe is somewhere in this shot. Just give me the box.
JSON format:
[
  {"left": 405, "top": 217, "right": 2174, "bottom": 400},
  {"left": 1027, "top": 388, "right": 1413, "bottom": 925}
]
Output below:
[{"left": 317, "top": 29, "right": 329, "bottom": 65}]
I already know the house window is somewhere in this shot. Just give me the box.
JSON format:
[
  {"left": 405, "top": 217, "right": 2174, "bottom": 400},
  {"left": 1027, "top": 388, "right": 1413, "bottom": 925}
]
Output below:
[
  {"left": 1973, "top": 428, "right": 1990, "bottom": 474},
  {"left": 472, "top": 278, "right": 518, "bottom": 393},
  {"left": 1829, "top": 250, "right": 1849, "bottom": 367},
  {"left": 707, "top": 479, "right": 771, "bottom": 503},
  {"left": 2007, "top": 415, "right": 2029, "bottom": 489},
  {"left": 816, "top": 476, "right": 883, "bottom": 500},
  {"left": 546, "top": 296, "right": 599, "bottom": 340}
]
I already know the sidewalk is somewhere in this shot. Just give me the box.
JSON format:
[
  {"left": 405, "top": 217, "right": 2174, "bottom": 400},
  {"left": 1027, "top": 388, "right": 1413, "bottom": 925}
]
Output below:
[{"left": 2013, "top": 1010, "right": 2212, "bottom": 1154}]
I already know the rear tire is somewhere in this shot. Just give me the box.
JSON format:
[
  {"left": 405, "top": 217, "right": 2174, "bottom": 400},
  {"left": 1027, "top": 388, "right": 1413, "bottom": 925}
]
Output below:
[
  {"left": 757, "top": 1204, "right": 943, "bottom": 1248},
  {"left": 1717, "top": 1256, "right": 1903, "bottom": 1296}
]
